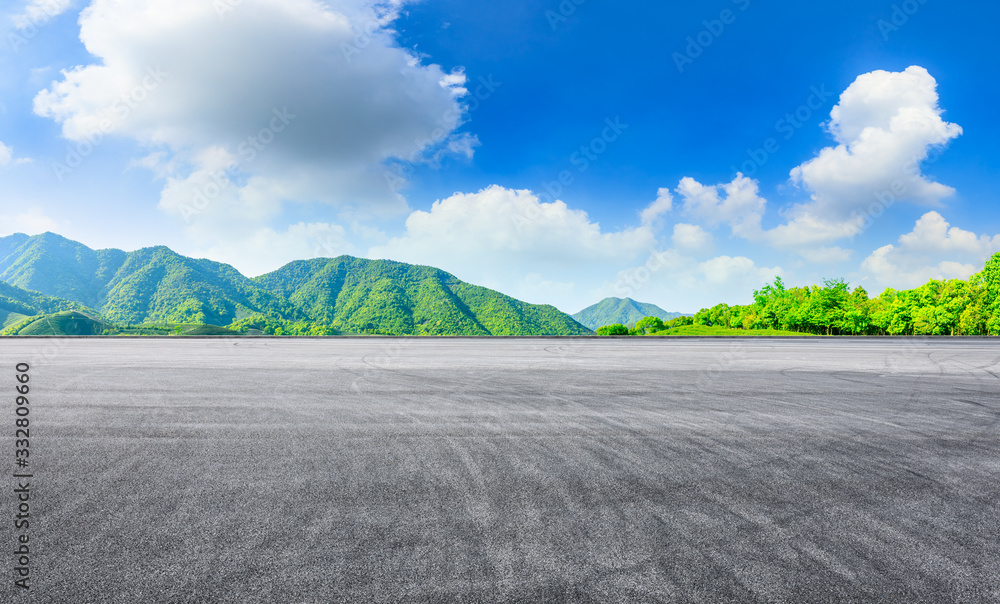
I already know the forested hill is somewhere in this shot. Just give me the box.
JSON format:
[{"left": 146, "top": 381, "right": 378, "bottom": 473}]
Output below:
[
  {"left": 251, "top": 256, "right": 591, "bottom": 335},
  {"left": 572, "top": 297, "right": 683, "bottom": 330},
  {"left": 0, "top": 280, "right": 89, "bottom": 330},
  {"left": 0, "top": 232, "right": 591, "bottom": 336},
  {"left": 612, "top": 253, "right": 1000, "bottom": 336},
  {"left": 0, "top": 231, "right": 126, "bottom": 308}
]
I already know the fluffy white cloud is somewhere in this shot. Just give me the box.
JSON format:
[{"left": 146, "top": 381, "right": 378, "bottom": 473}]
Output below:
[
  {"left": 897, "top": 211, "right": 1000, "bottom": 255},
  {"left": 369, "top": 185, "right": 659, "bottom": 309},
  {"left": 34, "top": 0, "right": 470, "bottom": 225},
  {"left": 796, "top": 246, "right": 853, "bottom": 263},
  {"left": 154, "top": 147, "right": 366, "bottom": 276},
  {"left": 699, "top": 256, "right": 770, "bottom": 285},
  {"left": 372, "top": 185, "right": 657, "bottom": 265},
  {"left": 194, "top": 222, "right": 359, "bottom": 278},
  {"left": 13, "top": 0, "right": 74, "bottom": 28},
  {"left": 0, "top": 143, "right": 31, "bottom": 166},
  {"left": 597, "top": 253, "right": 783, "bottom": 313},
  {"left": 861, "top": 246, "right": 976, "bottom": 291},
  {"left": 789, "top": 66, "right": 961, "bottom": 221},
  {"left": 671, "top": 223, "right": 713, "bottom": 253},
  {"left": 669, "top": 67, "right": 963, "bottom": 251},
  {"left": 763, "top": 213, "right": 866, "bottom": 247},
  {"left": 0, "top": 207, "right": 62, "bottom": 235},
  {"left": 640, "top": 188, "right": 673, "bottom": 227},
  {"left": 676, "top": 174, "right": 765, "bottom": 238},
  {"left": 860, "top": 212, "right": 1000, "bottom": 290},
  {"left": 672, "top": 173, "right": 868, "bottom": 247}
]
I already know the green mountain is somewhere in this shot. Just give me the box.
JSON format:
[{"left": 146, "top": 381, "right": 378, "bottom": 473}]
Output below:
[
  {"left": 0, "top": 233, "right": 299, "bottom": 326},
  {"left": 0, "top": 231, "right": 126, "bottom": 308},
  {"left": 0, "top": 280, "right": 89, "bottom": 329},
  {"left": 0, "top": 233, "right": 590, "bottom": 336},
  {"left": 252, "top": 257, "right": 591, "bottom": 335},
  {"left": 572, "top": 297, "right": 684, "bottom": 330},
  {"left": 97, "top": 246, "right": 299, "bottom": 325}
]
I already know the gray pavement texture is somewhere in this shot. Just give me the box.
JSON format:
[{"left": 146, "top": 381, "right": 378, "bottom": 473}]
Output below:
[{"left": 1, "top": 337, "right": 999, "bottom": 603}]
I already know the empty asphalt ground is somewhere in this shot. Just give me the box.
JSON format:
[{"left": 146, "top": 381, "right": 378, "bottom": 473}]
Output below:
[{"left": 2, "top": 338, "right": 999, "bottom": 603}]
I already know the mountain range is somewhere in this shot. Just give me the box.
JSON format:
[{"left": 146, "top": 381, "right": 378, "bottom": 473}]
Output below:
[
  {"left": 0, "top": 232, "right": 591, "bottom": 336},
  {"left": 572, "top": 297, "right": 685, "bottom": 330}
]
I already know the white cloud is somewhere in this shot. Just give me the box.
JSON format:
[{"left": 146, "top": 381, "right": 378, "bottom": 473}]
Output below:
[
  {"left": 598, "top": 252, "right": 783, "bottom": 313},
  {"left": 699, "top": 256, "right": 771, "bottom": 285},
  {"left": 789, "top": 66, "right": 961, "bottom": 221},
  {"left": 368, "top": 185, "right": 659, "bottom": 309},
  {"left": 668, "top": 67, "right": 963, "bottom": 251},
  {"left": 860, "top": 212, "right": 1000, "bottom": 290},
  {"left": 672, "top": 173, "right": 868, "bottom": 247},
  {"left": 0, "top": 143, "right": 32, "bottom": 167},
  {"left": 763, "top": 213, "right": 866, "bottom": 247},
  {"left": 34, "top": 0, "right": 471, "bottom": 228},
  {"left": 897, "top": 211, "right": 1000, "bottom": 255},
  {"left": 671, "top": 223, "right": 713, "bottom": 253},
  {"left": 194, "top": 222, "right": 359, "bottom": 278},
  {"left": 796, "top": 246, "right": 853, "bottom": 263},
  {"left": 640, "top": 188, "right": 673, "bottom": 227},
  {"left": 13, "top": 0, "right": 74, "bottom": 28},
  {"left": 861, "top": 245, "right": 976, "bottom": 291},
  {"left": 676, "top": 173, "right": 765, "bottom": 238},
  {"left": 0, "top": 208, "right": 62, "bottom": 235}
]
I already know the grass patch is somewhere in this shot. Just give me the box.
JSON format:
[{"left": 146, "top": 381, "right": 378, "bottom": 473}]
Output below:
[
  {"left": 14, "top": 311, "right": 109, "bottom": 336},
  {"left": 1, "top": 311, "right": 29, "bottom": 329},
  {"left": 652, "top": 325, "right": 810, "bottom": 336}
]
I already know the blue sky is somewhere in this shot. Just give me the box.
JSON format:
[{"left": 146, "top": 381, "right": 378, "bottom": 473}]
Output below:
[{"left": 1, "top": 0, "right": 998, "bottom": 313}]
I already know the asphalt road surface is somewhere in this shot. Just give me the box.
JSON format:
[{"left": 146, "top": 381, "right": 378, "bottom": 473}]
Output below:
[{"left": 1, "top": 337, "right": 999, "bottom": 603}]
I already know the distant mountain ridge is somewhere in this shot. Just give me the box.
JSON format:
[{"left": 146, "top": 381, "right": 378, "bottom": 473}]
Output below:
[
  {"left": 572, "top": 297, "right": 684, "bottom": 330},
  {"left": 0, "top": 231, "right": 126, "bottom": 308},
  {"left": 253, "top": 257, "right": 587, "bottom": 335},
  {"left": 0, "top": 232, "right": 591, "bottom": 336}
]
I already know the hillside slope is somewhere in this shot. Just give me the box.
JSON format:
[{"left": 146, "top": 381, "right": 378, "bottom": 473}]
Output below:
[
  {"left": 0, "top": 232, "right": 126, "bottom": 308},
  {"left": 1, "top": 233, "right": 590, "bottom": 335},
  {"left": 573, "top": 297, "right": 683, "bottom": 330},
  {"left": 0, "top": 234, "right": 300, "bottom": 326},
  {"left": 0, "top": 280, "right": 89, "bottom": 329},
  {"left": 99, "top": 246, "right": 300, "bottom": 326},
  {"left": 253, "top": 257, "right": 591, "bottom": 335}
]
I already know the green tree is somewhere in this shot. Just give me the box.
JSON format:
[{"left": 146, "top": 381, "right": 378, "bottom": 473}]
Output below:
[
  {"left": 596, "top": 323, "right": 629, "bottom": 335},
  {"left": 632, "top": 316, "right": 665, "bottom": 334}
]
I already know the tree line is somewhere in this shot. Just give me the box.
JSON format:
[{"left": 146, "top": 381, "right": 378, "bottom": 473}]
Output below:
[{"left": 598, "top": 252, "right": 1000, "bottom": 336}]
